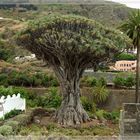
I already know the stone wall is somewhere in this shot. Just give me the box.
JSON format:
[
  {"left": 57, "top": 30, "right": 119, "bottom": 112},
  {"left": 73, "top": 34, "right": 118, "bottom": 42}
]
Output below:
[
  {"left": 100, "top": 89, "right": 135, "bottom": 111},
  {"left": 120, "top": 103, "right": 140, "bottom": 139},
  {"left": 26, "top": 87, "right": 136, "bottom": 111},
  {"left": 83, "top": 71, "right": 117, "bottom": 83},
  {"left": 81, "top": 88, "right": 136, "bottom": 111}
]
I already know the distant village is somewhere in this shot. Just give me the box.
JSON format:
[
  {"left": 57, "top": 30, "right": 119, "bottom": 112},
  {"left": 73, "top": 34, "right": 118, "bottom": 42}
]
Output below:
[
  {"left": 14, "top": 48, "right": 137, "bottom": 72},
  {"left": 110, "top": 49, "right": 137, "bottom": 72}
]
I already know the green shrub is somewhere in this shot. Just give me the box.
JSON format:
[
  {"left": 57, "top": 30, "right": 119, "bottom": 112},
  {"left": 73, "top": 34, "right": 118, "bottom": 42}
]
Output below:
[
  {"left": 116, "top": 53, "right": 136, "bottom": 61},
  {"left": 15, "top": 88, "right": 35, "bottom": 100},
  {"left": 113, "top": 76, "right": 125, "bottom": 87},
  {"left": 81, "top": 76, "right": 107, "bottom": 87},
  {"left": 95, "top": 110, "right": 105, "bottom": 121},
  {"left": 103, "top": 111, "right": 120, "bottom": 123},
  {"left": 96, "top": 109, "right": 119, "bottom": 123},
  {"left": 0, "top": 73, "right": 8, "bottom": 86},
  {"left": 0, "top": 86, "right": 62, "bottom": 108},
  {"left": 0, "top": 68, "right": 61, "bottom": 87},
  {"left": 19, "top": 127, "right": 31, "bottom": 136},
  {"left": 124, "top": 76, "right": 135, "bottom": 87},
  {"left": 34, "top": 72, "right": 44, "bottom": 79},
  {"left": 87, "top": 111, "right": 96, "bottom": 119},
  {"left": 33, "top": 96, "right": 46, "bottom": 107},
  {"left": 4, "top": 121, "right": 19, "bottom": 134},
  {"left": 18, "top": 73, "right": 32, "bottom": 86},
  {"left": 9, "top": 72, "right": 21, "bottom": 86},
  {"left": 85, "top": 76, "right": 97, "bottom": 86},
  {"left": 98, "top": 77, "right": 107, "bottom": 86},
  {"left": 0, "top": 125, "right": 13, "bottom": 136},
  {"left": 7, "top": 71, "right": 17, "bottom": 85},
  {"left": 6, "top": 86, "right": 35, "bottom": 99},
  {"left": 50, "top": 78, "right": 59, "bottom": 87},
  {"left": 0, "top": 49, "right": 10, "bottom": 61},
  {"left": 0, "top": 86, "right": 13, "bottom": 97},
  {"left": 42, "top": 75, "right": 49, "bottom": 87},
  {"left": 8, "top": 71, "right": 32, "bottom": 87},
  {"left": 104, "top": 111, "right": 119, "bottom": 120},
  {"left": 81, "top": 96, "right": 91, "bottom": 111},
  {"left": 7, "top": 87, "right": 36, "bottom": 100},
  {"left": 80, "top": 96, "right": 96, "bottom": 113},
  {"left": 32, "top": 72, "right": 43, "bottom": 87},
  {"left": 32, "top": 73, "right": 59, "bottom": 87},
  {"left": 0, "top": 40, "right": 15, "bottom": 61},
  {"left": 13, "top": 114, "right": 32, "bottom": 126},
  {"left": 0, "top": 70, "right": 59, "bottom": 87},
  {"left": 0, "top": 86, "right": 61, "bottom": 108},
  {"left": 27, "top": 99, "right": 38, "bottom": 107},
  {"left": 44, "top": 87, "right": 62, "bottom": 108},
  {"left": 4, "top": 109, "right": 21, "bottom": 119},
  {"left": 113, "top": 73, "right": 135, "bottom": 88},
  {"left": 92, "top": 85, "right": 109, "bottom": 104}
]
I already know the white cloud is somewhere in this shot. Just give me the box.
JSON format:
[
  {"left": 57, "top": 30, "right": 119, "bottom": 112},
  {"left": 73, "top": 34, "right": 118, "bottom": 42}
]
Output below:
[{"left": 108, "top": 0, "right": 140, "bottom": 9}]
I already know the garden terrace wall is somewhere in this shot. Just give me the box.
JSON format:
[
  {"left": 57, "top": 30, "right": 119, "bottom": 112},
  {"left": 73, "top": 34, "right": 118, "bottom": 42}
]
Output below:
[
  {"left": 83, "top": 71, "right": 117, "bottom": 83},
  {"left": 101, "top": 89, "right": 135, "bottom": 111},
  {"left": 81, "top": 88, "right": 135, "bottom": 111},
  {"left": 26, "top": 87, "right": 135, "bottom": 111},
  {"left": 83, "top": 71, "right": 135, "bottom": 84}
]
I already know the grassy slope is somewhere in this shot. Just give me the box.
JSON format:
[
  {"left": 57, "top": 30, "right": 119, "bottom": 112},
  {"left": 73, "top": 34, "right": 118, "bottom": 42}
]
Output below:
[
  {"left": 0, "top": 1, "right": 134, "bottom": 27},
  {"left": 36, "top": 3, "right": 132, "bottom": 27}
]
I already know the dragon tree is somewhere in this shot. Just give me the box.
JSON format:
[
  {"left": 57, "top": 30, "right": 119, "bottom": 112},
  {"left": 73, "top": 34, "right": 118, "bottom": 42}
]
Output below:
[{"left": 17, "top": 15, "right": 131, "bottom": 126}]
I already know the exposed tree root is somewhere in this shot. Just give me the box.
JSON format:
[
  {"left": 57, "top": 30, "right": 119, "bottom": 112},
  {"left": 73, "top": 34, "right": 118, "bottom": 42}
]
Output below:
[{"left": 55, "top": 101, "right": 90, "bottom": 126}]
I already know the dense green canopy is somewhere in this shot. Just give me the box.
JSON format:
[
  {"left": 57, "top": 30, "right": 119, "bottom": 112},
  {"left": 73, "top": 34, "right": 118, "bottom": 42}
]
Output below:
[{"left": 17, "top": 15, "right": 131, "bottom": 71}]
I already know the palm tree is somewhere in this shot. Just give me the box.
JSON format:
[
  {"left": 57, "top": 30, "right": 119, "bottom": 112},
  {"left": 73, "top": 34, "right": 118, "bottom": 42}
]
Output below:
[{"left": 120, "top": 10, "right": 140, "bottom": 103}]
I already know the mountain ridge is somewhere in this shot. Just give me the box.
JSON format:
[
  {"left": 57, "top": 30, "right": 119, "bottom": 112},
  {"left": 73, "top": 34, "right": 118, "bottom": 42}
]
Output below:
[{"left": 0, "top": 0, "right": 120, "bottom": 4}]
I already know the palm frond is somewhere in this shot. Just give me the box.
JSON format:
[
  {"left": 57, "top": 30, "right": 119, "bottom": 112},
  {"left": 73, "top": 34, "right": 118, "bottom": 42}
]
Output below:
[{"left": 119, "top": 10, "right": 140, "bottom": 48}]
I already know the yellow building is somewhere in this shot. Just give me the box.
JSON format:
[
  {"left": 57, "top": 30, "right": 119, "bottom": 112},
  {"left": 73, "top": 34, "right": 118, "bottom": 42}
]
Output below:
[{"left": 115, "top": 60, "right": 136, "bottom": 72}]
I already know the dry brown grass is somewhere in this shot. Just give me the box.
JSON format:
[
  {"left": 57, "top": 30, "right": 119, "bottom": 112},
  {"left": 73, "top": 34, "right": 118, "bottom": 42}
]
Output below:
[
  {"left": 0, "top": 60, "right": 54, "bottom": 74},
  {"left": 0, "top": 18, "right": 26, "bottom": 32}
]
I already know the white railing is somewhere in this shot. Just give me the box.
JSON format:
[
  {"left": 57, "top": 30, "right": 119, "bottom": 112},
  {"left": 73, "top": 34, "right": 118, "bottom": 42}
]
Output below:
[{"left": 0, "top": 93, "right": 26, "bottom": 119}]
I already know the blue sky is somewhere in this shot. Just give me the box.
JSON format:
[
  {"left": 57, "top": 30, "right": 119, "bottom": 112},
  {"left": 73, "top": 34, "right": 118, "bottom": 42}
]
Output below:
[{"left": 108, "top": 0, "right": 140, "bottom": 9}]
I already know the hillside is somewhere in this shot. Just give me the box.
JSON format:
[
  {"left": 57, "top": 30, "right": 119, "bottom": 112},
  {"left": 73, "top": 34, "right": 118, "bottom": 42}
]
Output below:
[
  {"left": 0, "top": 0, "right": 135, "bottom": 65},
  {"left": 0, "top": 1, "right": 134, "bottom": 27},
  {"left": 37, "top": 3, "right": 133, "bottom": 27}
]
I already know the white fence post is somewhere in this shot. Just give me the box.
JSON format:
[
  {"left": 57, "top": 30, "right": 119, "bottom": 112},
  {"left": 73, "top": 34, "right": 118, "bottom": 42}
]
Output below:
[{"left": 0, "top": 93, "right": 26, "bottom": 119}]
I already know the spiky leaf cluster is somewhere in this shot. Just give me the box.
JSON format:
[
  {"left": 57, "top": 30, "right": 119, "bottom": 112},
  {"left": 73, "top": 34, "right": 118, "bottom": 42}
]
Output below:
[
  {"left": 120, "top": 10, "right": 140, "bottom": 47},
  {"left": 17, "top": 15, "right": 131, "bottom": 70}
]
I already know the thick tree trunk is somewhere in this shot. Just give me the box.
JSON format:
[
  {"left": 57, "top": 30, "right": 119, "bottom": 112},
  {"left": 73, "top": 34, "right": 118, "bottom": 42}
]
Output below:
[
  {"left": 136, "top": 46, "right": 140, "bottom": 103},
  {"left": 55, "top": 77, "right": 90, "bottom": 126}
]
